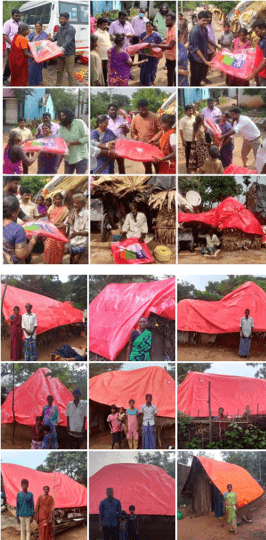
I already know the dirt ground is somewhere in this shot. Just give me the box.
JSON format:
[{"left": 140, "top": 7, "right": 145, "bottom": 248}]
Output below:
[
  {"left": 1, "top": 523, "right": 87, "bottom": 540},
  {"left": 1, "top": 334, "right": 87, "bottom": 362},
  {"left": 89, "top": 428, "right": 175, "bottom": 450},
  {"left": 178, "top": 342, "right": 266, "bottom": 361},
  {"left": 1, "top": 422, "right": 87, "bottom": 450},
  {"left": 90, "top": 232, "right": 176, "bottom": 264},
  {"left": 128, "top": 54, "right": 168, "bottom": 87},
  {"left": 178, "top": 247, "right": 266, "bottom": 264}
]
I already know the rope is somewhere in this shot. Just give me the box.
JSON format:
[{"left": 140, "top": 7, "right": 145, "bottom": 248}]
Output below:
[{"left": 154, "top": 245, "right": 173, "bottom": 263}]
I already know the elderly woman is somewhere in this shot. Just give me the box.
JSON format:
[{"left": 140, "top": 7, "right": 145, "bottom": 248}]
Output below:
[
  {"left": 43, "top": 193, "right": 69, "bottom": 264},
  {"left": 41, "top": 395, "right": 59, "bottom": 449},
  {"left": 57, "top": 108, "right": 88, "bottom": 174},
  {"left": 3, "top": 129, "right": 39, "bottom": 174},
  {"left": 122, "top": 202, "right": 148, "bottom": 242},
  {"left": 9, "top": 22, "right": 34, "bottom": 86},
  {"left": 64, "top": 193, "right": 88, "bottom": 264},
  {"left": 224, "top": 484, "right": 238, "bottom": 533},
  {"left": 91, "top": 115, "right": 116, "bottom": 173},
  {"left": 28, "top": 21, "right": 48, "bottom": 86},
  {"left": 90, "top": 34, "right": 105, "bottom": 86},
  {"left": 3, "top": 196, "right": 39, "bottom": 264},
  {"left": 127, "top": 317, "right": 152, "bottom": 361},
  {"left": 10, "top": 306, "right": 23, "bottom": 360}
]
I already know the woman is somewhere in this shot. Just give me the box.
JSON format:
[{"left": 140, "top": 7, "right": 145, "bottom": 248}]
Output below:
[
  {"left": 178, "top": 30, "right": 189, "bottom": 86},
  {"left": 3, "top": 196, "right": 39, "bottom": 264},
  {"left": 107, "top": 34, "right": 147, "bottom": 86},
  {"left": 139, "top": 21, "right": 162, "bottom": 86},
  {"left": 28, "top": 21, "right": 48, "bottom": 86},
  {"left": 156, "top": 113, "right": 176, "bottom": 174},
  {"left": 3, "top": 130, "right": 39, "bottom": 174},
  {"left": 90, "top": 34, "right": 105, "bottom": 86},
  {"left": 226, "top": 28, "right": 251, "bottom": 86},
  {"left": 35, "top": 486, "right": 54, "bottom": 540},
  {"left": 216, "top": 112, "right": 234, "bottom": 168},
  {"left": 43, "top": 193, "right": 69, "bottom": 264},
  {"left": 189, "top": 114, "right": 210, "bottom": 173},
  {"left": 57, "top": 108, "right": 88, "bottom": 174},
  {"left": 37, "top": 123, "right": 59, "bottom": 174},
  {"left": 10, "top": 306, "right": 23, "bottom": 360},
  {"left": 224, "top": 484, "right": 238, "bottom": 533},
  {"left": 127, "top": 317, "right": 152, "bottom": 361},
  {"left": 91, "top": 115, "right": 116, "bottom": 173},
  {"left": 41, "top": 396, "right": 59, "bottom": 449},
  {"left": 9, "top": 22, "right": 34, "bottom": 86}
]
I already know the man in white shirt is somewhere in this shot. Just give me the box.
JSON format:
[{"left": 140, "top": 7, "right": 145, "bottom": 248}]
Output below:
[
  {"left": 21, "top": 304, "right": 38, "bottom": 361},
  {"left": 201, "top": 98, "right": 222, "bottom": 121},
  {"left": 65, "top": 193, "right": 88, "bottom": 264},
  {"left": 140, "top": 394, "right": 158, "bottom": 449},
  {"left": 219, "top": 107, "right": 262, "bottom": 167},
  {"left": 256, "top": 138, "right": 266, "bottom": 173},
  {"left": 18, "top": 187, "right": 38, "bottom": 224},
  {"left": 199, "top": 228, "right": 220, "bottom": 255},
  {"left": 66, "top": 388, "right": 87, "bottom": 449},
  {"left": 122, "top": 202, "right": 148, "bottom": 242},
  {"left": 179, "top": 105, "right": 195, "bottom": 172},
  {"left": 94, "top": 17, "right": 112, "bottom": 85},
  {"left": 239, "top": 309, "right": 254, "bottom": 358}
]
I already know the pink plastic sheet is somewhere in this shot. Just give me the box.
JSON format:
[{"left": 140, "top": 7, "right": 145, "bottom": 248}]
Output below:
[
  {"left": 224, "top": 164, "right": 257, "bottom": 174},
  {"left": 23, "top": 138, "right": 67, "bottom": 155},
  {"left": 111, "top": 237, "right": 154, "bottom": 264},
  {"left": 211, "top": 48, "right": 256, "bottom": 79},
  {"left": 28, "top": 40, "right": 64, "bottom": 63},
  {"left": 23, "top": 220, "right": 68, "bottom": 242},
  {"left": 115, "top": 139, "right": 164, "bottom": 162}
]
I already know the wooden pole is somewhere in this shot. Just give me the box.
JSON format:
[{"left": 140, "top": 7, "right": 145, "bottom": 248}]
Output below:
[
  {"left": 12, "top": 363, "right": 15, "bottom": 445},
  {"left": 1, "top": 275, "right": 9, "bottom": 313},
  {"left": 208, "top": 382, "right": 212, "bottom": 442}
]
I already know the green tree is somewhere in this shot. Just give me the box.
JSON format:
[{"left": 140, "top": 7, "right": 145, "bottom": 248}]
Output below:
[
  {"left": 89, "top": 363, "right": 124, "bottom": 378},
  {"left": 19, "top": 176, "right": 49, "bottom": 196},
  {"left": 135, "top": 451, "right": 175, "bottom": 478},
  {"left": 208, "top": 1, "right": 237, "bottom": 13},
  {"left": 178, "top": 176, "right": 243, "bottom": 208},
  {"left": 132, "top": 89, "right": 169, "bottom": 113},
  {"left": 48, "top": 89, "right": 79, "bottom": 118},
  {"left": 221, "top": 451, "right": 266, "bottom": 483},
  {"left": 246, "top": 363, "right": 266, "bottom": 379},
  {"left": 177, "top": 280, "right": 197, "bottom": 301},
  {"left": 36, "top": 452, "right": 87, "bottom": 485},
  {"left": 3, "top": 1, "right": 27, "bottom": 22},
  {"left": 90, "top": 91, "right": 131, "bottom": 118}
]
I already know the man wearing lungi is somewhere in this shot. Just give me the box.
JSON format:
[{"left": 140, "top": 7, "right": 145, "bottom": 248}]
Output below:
[
  {"left": 239, "top": 309, "right": 254, "bottom": 358},
  {"left": 21, "top": 303, "right": 38, "bottom": 362},
  {"left": 140, "top": 394, "right": 158, "bottom": 449}
]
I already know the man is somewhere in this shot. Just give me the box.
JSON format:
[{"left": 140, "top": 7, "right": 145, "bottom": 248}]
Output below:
[
  {"left": 153, "top": 12, "right": 176, "bottom": 86},
  {"left": 16, "top": 479, "right": 34, "bottom": 540},
  {"left": 188, "top": 10, "right": 212, "bottom": 86},
  {"left": 13, "top": 117, "right": 33, "bottom": 144},
  {"left": 179, "top": 104, "right": 195, "bottom": 172},
  {"left": 239, "top": 308, "right": 254, "bottom": 358},
  {"left": 154, "top": 4, "right": 169, "bottom": 40},
  {"left": 140, "top": 394, "right": 158, "bottom": 449},
  {"left": 248, "top": 20, "right": 266, "bottom": 86},
  {"left": 199, "top": 228, "right": 220, "bottom": 255},
  {"left": 201, "top": 98, "right": 222, "bottom": 121},
  {"left": 99, "top": 487, "right": 121, "bottom": 540},
  {"left": 65, "top": 193, "right": 88, "bottom": 264},
  {"left": 109, "top": 11, "right": 134, "bottom": 79},
  {"left": 3, "top": 8, "right": 20, "bottom": 85},
  {"left": 107, "top": 103, "right": 129, "bottom": 174},
  {"left": 219, "top": 107, "right": 262, "bottom": 167},
  {"left": 122, "top": 202, "right": 148, "bottom": 242},
  {"left": 22, "top": 304, "right": 38, "bottom": 362},
  {"left": 66, "top": 388, "right": 87, "bottom": 449},
  {"left": 203, "top": 11, "right": 218, "bottom": 84},
  {"left": 36, "top": 113, "right": 59, "bottom": 138},
  {"left": 131, "top": 99, "right": 161, "bottom": 173},
  {"left": 35, "top": 486, "right": 54, "bottom": 540},
  {"left": 18, "top": 187, "right": 38, "bottom": 222},
  {"left": 3, "top": 177, "right": 27, "bottom": 222},
  {"left": 131, "top": 8, "right": 148, "bottom": 42},
  {"left": 256, "top": 137, "right": 266, "bottom": 173},
  {"left": 94, "top": 17, "right": 112, "bottom": 86},
  {"left": 50, "top": 13, "right": 76, "bottom": 87}
]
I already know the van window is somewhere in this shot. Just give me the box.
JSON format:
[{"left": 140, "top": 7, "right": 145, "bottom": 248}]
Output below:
[
  {"left": 59, "top": 2, "right": 88, "bottom": 24},
  {"left": 20, "top": 3, "right": 52, "bottom": 25},
  {"left": 78, "top": 4, "right": 88, "bottom": 24}
]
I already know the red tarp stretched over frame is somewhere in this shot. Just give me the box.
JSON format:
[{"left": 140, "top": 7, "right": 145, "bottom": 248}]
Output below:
[
  {"left": 115, "top": 139, "right": 164, "bottom": 162},
  {"left": 178, "top": 197, "right": 264, "bottom": 236},
  {"left": 90, "top": 366, "right": 175, "bottom": 418},
  {"left": 178, "top": 371, "right": 266, "bottom": 417},
  {"left": 1, "top": 368, "right": 73, "bottom": 426},
  {"left": 89, "top": 464, "right": 175, "bottom": 515},
  {"left": 1, "top": 284, "right": 83, "bottom": 335},
  {"left": 1, "top": 463, "right": 87, "bottom": 508},
  {"left": 89, "top": 278, "right": 175, "bottom": 360},
  {"left": 178, "top": 281, "right": 266, "bottom": 334}
]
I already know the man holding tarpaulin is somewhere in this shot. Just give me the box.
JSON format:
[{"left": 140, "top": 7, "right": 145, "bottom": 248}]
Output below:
[
  {"left": 239, "top": 308, "right": 254, "bottom": 358},
  {"left": 247, "top": 20, "right": 266, "bottom": 86}
]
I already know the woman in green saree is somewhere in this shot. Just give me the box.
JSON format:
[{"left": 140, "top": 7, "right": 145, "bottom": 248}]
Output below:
[
  {"left": 127, "top": 317, "right": 152, "bottom": 361},
  {"left": 224, "top": 484, "right": 238, "bottom": 533}
]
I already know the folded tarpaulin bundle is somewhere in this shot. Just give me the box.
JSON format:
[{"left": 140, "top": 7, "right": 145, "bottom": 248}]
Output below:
[
  {"left": 204, "top": 118, "right": 221, "bottom": 144},
  {"left": 28, "top": 40, "right": 64, "bottom": 63},
  {"left": 224, "top": 164, "right": 257, "bottom": 174},
  {"left": 115, "top": 139, "right": 164, "bottom": 162},
  {"left": 2, "top": 463, "right": 87, "bottom": 508},
  {"left": 22, "top": 220, "right": 68, "bottom": 242},
  {"left": 111, "top": 237, "right": 154, "bottom": 264},
  {"left": 211, "top": 48, "right": 256, "bottom": 79},
  {"left": 126, "top": 42, "right": 163, "bottom": 59},
  {"left": 23, "top": 138, "right": 68, "bottom": 155},
  {"left": 54, "top": 344, "right": 85, "bottom": 361}
]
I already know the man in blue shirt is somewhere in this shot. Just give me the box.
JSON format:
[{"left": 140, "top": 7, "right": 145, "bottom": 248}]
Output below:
[
  {"left": 16, "top": 479, "right": 34, "bottom": 540},
  {"left": 188, "top": 10, "right": 214, "bottom": 86},
  {"left": 99, "top": 487, "right": 122, "bottom": 540}
]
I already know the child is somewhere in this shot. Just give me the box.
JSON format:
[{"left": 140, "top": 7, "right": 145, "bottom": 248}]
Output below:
[
  {"left": 218, "top": 23, "right": 234, "bottom": 49},
  {"left": 31, "top": 416, "right": 44, "bottom": 449},
  {"left": 127, "top": 505, "right": 139, "bottom": 540},
  {"left": 204, "top": 145, "right": 224, "bottom": 173},
  {"left": 119, "top": 510, "right": 128, "bottom": 540},
  {"left": 41, "top": 424, "right": 52, "bottom": 449},
  {"left": 126, "top": 399, "right": 139, "bottom": 449},
  {"left": 118, "top": 407, "right": 127, "bottom": 438},
  {"left": 45, "top": 197, "right": 53, "bottom": 217},
  {"left": 107, "top": 405, "right": 123, "bottom": 449},
  {"left": 36, "top": 195, "right": 47, "bottom": 217}
]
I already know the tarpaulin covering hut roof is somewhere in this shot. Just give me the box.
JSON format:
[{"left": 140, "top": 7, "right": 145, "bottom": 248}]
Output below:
[
  {"left": 178, "top": 371, "right": 266, "bottom": 417},
  {"left": 89, "top": 366, "right": 175, "bottom": 418},
  {"left": 182, "top": 457, "right": 264, "bottom": 508},
  {"left": 178, "top": 197, "right": 264, "bottom": 236},
  {"left": 89, "top": 464, "right": 175, "bottom": 515},
  {"left": 1, "top": 463, "right": 87, "bottom": 508},
  {"left": 1, "top": 284, "right": 83, "bottom": 335},
  {"left": 178, "top": 281, "right": 266, "bottom": 334},
  {"left": 1, "top": 368, "right": 73, "bottom": 427},
  {"left": 89, "top": 278, "right": 175, "bottom": 360}
]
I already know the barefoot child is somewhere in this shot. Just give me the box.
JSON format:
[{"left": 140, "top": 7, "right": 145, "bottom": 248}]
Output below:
[
  {"left": 119, "top": 510, "right": 128, "bottom": 540},
  {"left": 31, "top": 416, "right": 44, "bottom": 449},
  {"left": 41, "top": 424, "right": 52, "bottom": 449},
  {"left": 126, "top": 399, "right": 139, "bottom": 449},
  {"left": 127, "top": 505, "right": 139, "bottom": 540},
  {"left": 107, "top": 405, "right": 123, "bottom": 449},
  {"left": 118, "top": 407, "right": 127, "bottom": 438}
]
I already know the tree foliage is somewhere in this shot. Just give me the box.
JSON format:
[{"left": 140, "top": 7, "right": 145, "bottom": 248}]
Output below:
[
  {"left": 178, "top": 176, "right": 243, "bottom": 208},
  {"left": 90, "top": 91, "right": 131, "bottom": 119},
  {"left": 178, "top": 275, "right": 266, "bottom": 303},
  {"left": 221, "top": 451, "right": 266, "bottom": 483},
  {"left": 89, "top": 275, "right": 171, "bottom": 302},
  {"left": 246, "top": 363, "right": 266, "bottom": 379},
  {"left": 47, "top": 89, "right": 79, "bottom": 118},
  {"left": 131, "top": 89, "right": 169, "bottom": 113},
  {"left": 36, "top": 452, "right": 87, "bottom": 485},
  {"left": 135, "top": 451, "right": 175, "bottom": 478},
  {"left": 3, "top": 1, "right": 27, "bottom": 22},
  {"left": 89, "top": 363, "right": 124, "bottom": 378},
  {"left": 19, "top": 176, "right": 49, "bottom": 196}
]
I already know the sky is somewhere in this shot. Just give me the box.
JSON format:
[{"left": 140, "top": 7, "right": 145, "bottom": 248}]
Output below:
[
  {"left": 179, "top": 274, "right": 265, "bottom": 291},
  {"left": 120, "top": 362, "right": 173, "bottom": 371},
  {"left": 90, "top": 88, "right": 173, "bottom": 99},
  {"left": 2, "top": 451, "right": 49, "bottom": 469},
  {"left": 206, "top": 362, "right": 261, "bottom": 378},
  {"left": 89, "top": 450, "right": 139, "bottom": 476},
  {"left": 178, "top": 450, "right": 223, "bottom": 465}
]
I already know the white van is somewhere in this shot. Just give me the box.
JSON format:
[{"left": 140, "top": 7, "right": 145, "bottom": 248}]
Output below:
[{"left": 19, "top": 0, "right": 88, "bottom": 52}]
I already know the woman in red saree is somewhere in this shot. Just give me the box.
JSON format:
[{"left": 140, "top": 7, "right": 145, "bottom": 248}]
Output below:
[
  {"left": 9, "top": 22, "right": 34, "bottom": 86},
  {"left": 10, "top": 306, "right": 23, "bottom": 360},
  {"left": 35, "top": 486, "right": 54, "bottom": 540},
  {"left": 44, "top": 193, "right": 69, "bottom": 264},
  {"left": 155, "top": 113, "right": 176, "bottom": 174}
]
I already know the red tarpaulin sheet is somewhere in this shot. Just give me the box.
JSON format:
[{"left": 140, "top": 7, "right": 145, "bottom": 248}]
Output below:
[
  {"left": 89, "top": 278, "right": 175, "bottom": 360},
  {"left": 211, "top": 48, "right": 256, "bottom": 79},
  {"left": 23, "top": 138, "right": 67, "bottom": 155},
  {"left": 90, "top": 366, "right": 175, "bottom": 417},
  {"left": 28, "top": 40, "right": 64, "bottom": 63},
  {"left": 178, "top": 281, "right": 266, "bottom": 334},
  {"left": 23, "top": 220, "right": 68, "bottom": 242},
  {"left": 90, "top": 464, "right": 175, "bottom": 515},
  {"left": 2, "top": 463, "right": 87, "bottom": 508},
  {"left": 126, "top": 42, "right": 163, "bottom": 59},
  {"left": 1, "top": 367, "right": 73, "bottom": 426},
  {"left": 115, "top": 139, "right": 164, "bottom": 162},
  {"left": 111, "top": 237, "right": 154, "bottom": 264},
  {"left": 224, "top": 164, "right": 257, "bottom": 174},
  {"left": 178, "top": 197, "right": 264, "bottom": 236},
  {"left": 204, "top": 118, "right": 221, "bottom": 144},
  {"left": 178, "top": 371, "right": 266, "bottom": 417},
  {"left": 1, "top": 284, "right": 83, "bottom": 335}
]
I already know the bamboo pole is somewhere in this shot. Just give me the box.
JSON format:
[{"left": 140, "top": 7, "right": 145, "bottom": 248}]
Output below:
[
  {"left": 1, "top": 275, "right": 9, "bottom": 313},
  {"left": 12, "top": 364, "right": 15, "bottom": 445},
  {"left": 208, "top": 382, "right": 212, "bottom": 442}
]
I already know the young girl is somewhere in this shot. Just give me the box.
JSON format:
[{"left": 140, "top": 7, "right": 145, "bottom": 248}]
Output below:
[
  {"left": 127, "top": 505, "right": 139, "bottom": 540},
  {"left": 36, "top": 195, "right": 47, "bottom": 217},
  {"left": 126, "top": 399, "right": 139, "bottom": 449},
  {"left": 31, "top": 416, "right": 44, "bottom": 449},
  {"left": 119, "top": 510, "right": 128, "bottom": 540},
  {"left": 118, "top": 407, "right": 127, "bottom": 438},
  {"left": 107, "top": 405, "right": 123, "bottom": 449},
  {"left": 41, "top": 424, "right": 52, "bottom": 449}
]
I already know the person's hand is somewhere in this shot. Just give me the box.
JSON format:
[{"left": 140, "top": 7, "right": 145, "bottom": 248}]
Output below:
[
  {"left": 108, "top": 140, "right": 116, "bottom": 149},
  {"left": 139, "top": 234, "right": 145, "bottom": 243},
  {"left": 110, "top": 150, "right": 118, "bottom": 159},
  {"left": 179, "top": 69, "right": 189, "bottom": 76},
  {"left": 69, "top": 232, "right": 78, "bottom": 239},
  {"left": 133, "top": 136, "right": 139, "bottom": 141},
  {"left": 205, "top": 61, "right": 211, "bottom": 67},
  {"left": 153, "top": 157, "right": 162, "bottom": 164},
  {"left": 247, "top": 73, "right": 255, "bottom": 81},
  {"left": 182, "top": 140, "right": 187, "bottom": 147},
  {"left": 58, "top": 46, "right": 65, "bottom": 53},
  {"left": 99, "top": 525, "right": 103, "bottom": 533}
]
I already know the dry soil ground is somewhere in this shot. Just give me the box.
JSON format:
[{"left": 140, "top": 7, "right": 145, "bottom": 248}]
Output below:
[
  {"left": 89, "top": 429, "right": 175, "bottom": 450},
  {"left": 1, "top": 523, "right": 87, "bottom": 540},
  {"left": 1, "top": 334, "right": 87, "bottom": 362},
  {"left": 178, "top": 342, "right": 266, "bottom": 361},
  {"left": 1, "top": 422, "right": 87, "bottom": 450},
  {"left": 178, "top": 247, "right": 266, "bottom": 265},
  {"left": 128, "top": 54, "right": 168, "bottom": 87}
]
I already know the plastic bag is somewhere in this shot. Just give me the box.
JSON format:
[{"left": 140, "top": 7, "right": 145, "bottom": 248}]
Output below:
[
  {"left": 204, "top": 118, "right": 222, "bottom": 144},
  {"left": 126, "top": 42, "right": 163, "bottom": 59},
  {"left": 28, "top": 40, "right": 64, "bottom": 63},
  {"left": 223, "top": 164, "right": 257, "bottom": 174},
  {"left": 211, "top": 48, "right": 256, "bottom": 80},
  {"left": 23, "top": 137, "right": 68, "bottom": 155},
  {"left": 22, "top": 220, "right": 69, "bottom": 242},
  {"left": 111, "top": 237, "right": 154, "bottom": 264},
  {"left": 115, "top": 138, "right": 164, "bottom": 162}
]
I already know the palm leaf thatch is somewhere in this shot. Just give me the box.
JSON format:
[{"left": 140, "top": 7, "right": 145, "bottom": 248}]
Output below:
[
  {"left": 149, "top": 190, "right": 176, "bottom": 211},
  {"left": 92, "top": 175, "right": 151, "bottom": 197}
]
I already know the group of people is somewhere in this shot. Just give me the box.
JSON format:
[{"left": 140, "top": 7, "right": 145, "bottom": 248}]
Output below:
[
  {"left": 90, "top": 6, "right": 176, "bottom": 87},
  {"left": 91, "top": 100, "right": 176, "bottom": 175},
  {"left": 3, "top": 9, "right": 78, "bottom": 87},
  {"left": 4, "top": 108, "right": 89, "bottom": 175},
  {"left": 99, "top": 488, "right": 139, "bottom": 540},
  {"left": 107, "top": 394, "right": 158, "bottom": 450},
  {"left": 178, "top": 11, "right": 266, "bottom": 87},
  {"left": 3, "top": 177, "right": 88, "bottom": 265}
]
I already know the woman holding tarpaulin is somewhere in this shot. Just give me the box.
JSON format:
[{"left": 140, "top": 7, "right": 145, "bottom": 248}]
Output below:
[{"left": 35, "top": 486, "right": 54, "bottom": 540}]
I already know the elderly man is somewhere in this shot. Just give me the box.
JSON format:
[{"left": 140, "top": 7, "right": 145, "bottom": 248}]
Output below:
[
  {"left": 3, "top": 8, "right": 20, "bottom": 85},
  {"left": 50, "top": 12, "right": 76, "bottom": 87},
  {"left": 66, "top": 388, "right": 87, "bottom": 449},
  {"left": 22, "top": 304, "right": 38, "bottom": 362},
  {"left": 219, "top": 107, "right": 262, "bottom": 167},
  {"left": 239, "top": 309, "right": 254, "bottom": 358},
  {"left": 65, "top": 193, "right": 88, "bottom": 264},
  {"left": 99, "top": 487, "right": 122, "bottom": 540},
  {"left": 140, "top": 393, "right": 158, "bottom": 449},
  {"left": 94, "top": 17, "right": 112, "bottom": 86},
  {"left": 16, "top": 479, "right": 34, "bottom": 540},
  {"left": 122, "top": 202, "right": 148, "bottom": 242}
]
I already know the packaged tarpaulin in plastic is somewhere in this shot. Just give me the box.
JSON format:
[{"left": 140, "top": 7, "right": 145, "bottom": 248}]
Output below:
[
  {"left": 204, "top": 118, "right": 221, "bottom": 144},
  {"left": 211, "top": 48, "right": 256, "bottom": 80},
  {"left": 115, "top": 138, "right": 164, "bottom": 162},
  {"left": 28, "top": 40, "right": 64, "bottom": 63},
  {"left": 223, "top": 164, "right": 257, "bottom": 174},
  {"left": 22, "top": 220, "right": 69, "bottom": 242},
  {"left": 23, "top": 137, "right": 68, "bottom": 155},
  {"left": 111, "top": 237, "right": 154, "bottom": 264},
  {"left": 126, "top": 42, "right": 163, "bottom": 59}
]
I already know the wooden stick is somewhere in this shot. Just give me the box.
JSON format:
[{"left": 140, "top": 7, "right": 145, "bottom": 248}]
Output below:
[
  {"left": 12, "top": 364, "right": 15, "bottom": 445},
  {"left": 208, "top": 382, "right": 212, "bottom": 442}
]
